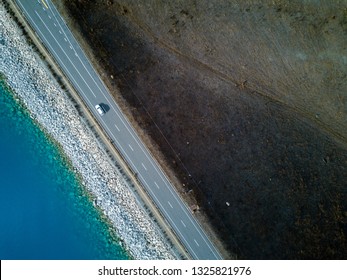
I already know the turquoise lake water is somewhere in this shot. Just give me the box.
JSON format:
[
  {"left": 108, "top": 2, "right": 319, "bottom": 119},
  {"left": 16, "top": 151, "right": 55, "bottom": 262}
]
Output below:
[{"left": 0, "top": 78, "right": 129, "bottom": 259}]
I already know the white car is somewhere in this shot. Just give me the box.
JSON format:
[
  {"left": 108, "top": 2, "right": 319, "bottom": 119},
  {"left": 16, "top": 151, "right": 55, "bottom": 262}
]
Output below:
[{"left": 95, "top": 104, "right": 105, "bottom": 116}]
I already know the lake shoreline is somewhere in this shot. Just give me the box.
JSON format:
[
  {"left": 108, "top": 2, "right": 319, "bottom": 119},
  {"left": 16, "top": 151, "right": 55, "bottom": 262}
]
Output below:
[{"left": 0, "top": 2, "right": 178, "bottom": 260}]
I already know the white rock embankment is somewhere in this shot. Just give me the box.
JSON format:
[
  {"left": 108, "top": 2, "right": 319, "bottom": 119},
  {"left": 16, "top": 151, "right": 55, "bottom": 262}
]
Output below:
[{"left": 0, "top": 3, "right": 176, "bottom": 259}]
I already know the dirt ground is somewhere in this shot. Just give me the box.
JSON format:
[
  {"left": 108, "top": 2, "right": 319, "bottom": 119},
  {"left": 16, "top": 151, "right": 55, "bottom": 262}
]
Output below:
[{"left": 54, "top": 0, "right": 346, "bottom": 259}]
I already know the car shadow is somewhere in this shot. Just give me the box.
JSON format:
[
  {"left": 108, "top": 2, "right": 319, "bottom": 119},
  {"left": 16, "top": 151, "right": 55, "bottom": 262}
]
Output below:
[{"left": 100, "top": 103, "right": 110, "bottom": 113}]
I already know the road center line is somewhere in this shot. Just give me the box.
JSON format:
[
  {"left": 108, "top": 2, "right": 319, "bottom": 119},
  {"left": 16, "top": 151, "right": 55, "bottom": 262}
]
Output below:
[
  {"left": 154, "top": 181, "right": 160, "bottom": 189},
  {"left": 114, "top": 124, "right": 120, "bottom": 131},
  {"left": 18, "top": 6, "right": 91, "bottom": 105},
  {"left": 34, "top": 11, "right": 97, "bottom": 98},
  {"left": 168, "top": 201, "right": 173, "bottom": 209},
  {"left": 49, "top": 2, "right": 106, "bottom": 95},
  {"left": 128, "top": 144, "right": 134, "bottom": 151},
  {"left": 181, "top": 220, "right": 186, "bottom": 227},
  {"left": 141, "top": 163, "right": 147, "bottom": 171},
  {"left": 194, "top": 239, "right": 200, "bottom": 247},
  {"left": 143, "top": 179, "right": 199, "bottom": 259}
]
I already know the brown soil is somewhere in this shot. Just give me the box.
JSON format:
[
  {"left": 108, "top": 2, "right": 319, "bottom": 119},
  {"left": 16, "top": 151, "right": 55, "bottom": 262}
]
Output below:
[{"left": 54, "top": 0, "right": 346, "bottom": 259}]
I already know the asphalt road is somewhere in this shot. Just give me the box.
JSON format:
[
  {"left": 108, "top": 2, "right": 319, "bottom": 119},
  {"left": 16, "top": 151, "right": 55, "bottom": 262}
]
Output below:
[{"left": 14, "top": 0, "right": 222, "bottom": 260}]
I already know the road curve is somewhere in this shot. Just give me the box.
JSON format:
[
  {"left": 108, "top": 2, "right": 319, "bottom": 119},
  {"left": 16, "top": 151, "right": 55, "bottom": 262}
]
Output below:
[{"left": 14, "top": 0, "right": 222, "bottom": 260}]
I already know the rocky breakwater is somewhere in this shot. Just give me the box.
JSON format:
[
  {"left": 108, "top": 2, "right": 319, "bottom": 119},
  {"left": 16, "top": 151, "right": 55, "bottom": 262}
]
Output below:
[{"left": 0, "top": 3, "right": 176, "bottom": 259}]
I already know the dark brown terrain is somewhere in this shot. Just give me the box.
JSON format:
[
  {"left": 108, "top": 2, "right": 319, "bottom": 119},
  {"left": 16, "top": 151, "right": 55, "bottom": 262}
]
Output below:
[{"left": 53, "top": 0, "right": 346, "bottom": 259}]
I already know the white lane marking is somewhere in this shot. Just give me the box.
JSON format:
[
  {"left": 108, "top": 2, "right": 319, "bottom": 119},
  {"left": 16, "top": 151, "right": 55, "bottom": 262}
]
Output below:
[
  {"left": 128, "top": 144, "right": 134, "bottom": 151},
  {"left": 137, "top": 172, "right": 199, "bottom": 259},
  {"left": 48, "top": 0, "right": 76, "bottom": 50},
  {"left": 168, "top": 201, "right": 173, "bottom": 209},
  {"left": 64, "top": 37, "right": 67, "bottom": 42},
  {"left": 69, "top": 45, "right": 73, "bottom": 49},
  {"left": 114, "top": 124, "right": 120, "bottom": 131},
  {"left": 146, "top": 155, "right": 221, "bottom": 258},
  {"left": 154, "top": 181, "right": 160, "bottom": 189},
  {"left": 48, "top": 15, "right": 51, "bottom": 19},
  {"left": 48, "top": 2, "right": 106, "bottom": 93},
  {"left": 194, "top": 239, "right": 200, "bottom": 247},
  {"left": 141, "top": 163, "right": 147, "bottom": 171},
  {"left": 34, "top": 11, "right": 97, "bottom": 98},
  {"left": 54, "top": 23, "right": 56, "bottom": 27},
  {"left": 181, "top": 220, "right": 186, "bottom": 227}
]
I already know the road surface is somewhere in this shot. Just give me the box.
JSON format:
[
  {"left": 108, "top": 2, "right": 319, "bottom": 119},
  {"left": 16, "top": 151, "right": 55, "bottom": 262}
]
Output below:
[{"left": 14, "top": 0, "right": 222, "bottom": 260}]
